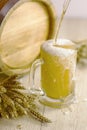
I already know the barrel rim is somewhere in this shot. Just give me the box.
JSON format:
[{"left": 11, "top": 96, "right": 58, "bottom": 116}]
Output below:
[{"left": 0, "top": 0, "right": 57, "bottom": 75}]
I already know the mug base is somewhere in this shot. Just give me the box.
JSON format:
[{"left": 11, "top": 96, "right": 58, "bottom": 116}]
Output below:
[{"left": 39, "top": 93, "right": 75, "bottom": 108}]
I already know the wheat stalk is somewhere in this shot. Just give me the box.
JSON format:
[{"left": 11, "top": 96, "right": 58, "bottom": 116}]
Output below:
[
  {"left": 0, "top": 75, "right": 51, "bottom": 123},
  {"left": 74, "top": 39, "right": 87, "bottom": 65}
]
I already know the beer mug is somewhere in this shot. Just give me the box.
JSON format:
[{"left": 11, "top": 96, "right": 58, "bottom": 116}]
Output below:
[{"left": 29, "top": 39, "right": 77, "bottom": 108}]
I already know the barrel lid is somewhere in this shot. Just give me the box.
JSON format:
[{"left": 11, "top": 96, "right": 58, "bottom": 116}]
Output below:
[{"left": 0, "top": 0, "right": 56, "bottom": 75}]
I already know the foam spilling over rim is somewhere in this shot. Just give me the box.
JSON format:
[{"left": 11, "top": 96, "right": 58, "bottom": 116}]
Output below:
[
  {"left": 41, "top": 39, "right": 76, "bottom": 58},
  {"left": 41, "top": 39, "right": 77, "bottom": 82}
]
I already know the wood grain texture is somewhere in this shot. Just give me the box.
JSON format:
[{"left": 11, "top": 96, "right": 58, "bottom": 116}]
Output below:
[
  {"left": 0, "top": 0, "right": 9, "bottom": 10},
  {"left": 1, "top": 2, "right": 49, "bottom": 67},
  {"left": 0, "top": 17, "right": 87, "bottom": 130},
  {"left": 0, "top": 62, "right": 87, "bottom": 130},
  {"left": 0, "top": 0, "right": 20, "bottom": 24},
  {"left": 0, "top": 0, "right": 56, "bottom": 75}
]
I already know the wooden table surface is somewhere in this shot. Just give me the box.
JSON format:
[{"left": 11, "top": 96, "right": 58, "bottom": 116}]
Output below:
[{"left": 0, "top": 18, "right": 87, "bottom": 130}]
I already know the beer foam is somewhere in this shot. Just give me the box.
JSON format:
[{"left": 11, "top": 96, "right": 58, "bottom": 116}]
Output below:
[
  {"left": 41, "top": 39, "right": 77, "bottom": 76},
  {"left": 41, "top": 39, "right": 76, "bottom": 58}
]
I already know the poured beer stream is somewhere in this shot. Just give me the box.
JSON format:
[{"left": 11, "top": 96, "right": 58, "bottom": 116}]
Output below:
[{"left": 54, "top": 0, "right": 71, "bottom": 45}]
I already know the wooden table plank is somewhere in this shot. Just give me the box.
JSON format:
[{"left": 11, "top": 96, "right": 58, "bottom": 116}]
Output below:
[
  {"left": 41, "top": 67, "right": 87, "bottom": 130},
  {"left": 0, "top": 18, "right": 87, "bottom": 130}
]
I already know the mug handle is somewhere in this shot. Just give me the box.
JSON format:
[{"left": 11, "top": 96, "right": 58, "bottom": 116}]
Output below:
[{"left": 29, "top": 58, "right": 44, "bottom": 95}]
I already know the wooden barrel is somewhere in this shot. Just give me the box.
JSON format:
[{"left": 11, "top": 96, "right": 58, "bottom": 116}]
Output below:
[
  {"left": 0, "top": 0, "right": 57, "bottom": 75},
  {"left": 0, "top": 0, "right": 9, "bottom": 10}
]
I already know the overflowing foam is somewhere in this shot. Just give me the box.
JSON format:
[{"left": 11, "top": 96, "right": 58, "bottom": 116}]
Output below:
[
  {"left": 41, "top": 39, "right": 76, "bottom": 58},
  {"left": 41, "top": 39, "right": 77, "bottom": 77}
]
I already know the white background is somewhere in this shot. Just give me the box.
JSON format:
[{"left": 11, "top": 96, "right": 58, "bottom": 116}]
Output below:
[{"left": 51, "top": 0, "right": 87, "bottom": 18}]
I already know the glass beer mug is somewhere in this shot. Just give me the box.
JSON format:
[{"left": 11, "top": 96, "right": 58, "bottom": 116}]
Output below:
[{"left": 29, "top": 39, "right": 77, "bottom": 108}]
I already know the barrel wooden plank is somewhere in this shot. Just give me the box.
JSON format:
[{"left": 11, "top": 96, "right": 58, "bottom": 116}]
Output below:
[
  {"left": 0, "top": 0, "right": 56, "bottom": 75},
  {"left": 0, "top": 18, "right": 87, "bottom": 130},
  {"left": 0, "top": 0, "right": 9, "bottom": 10}
]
